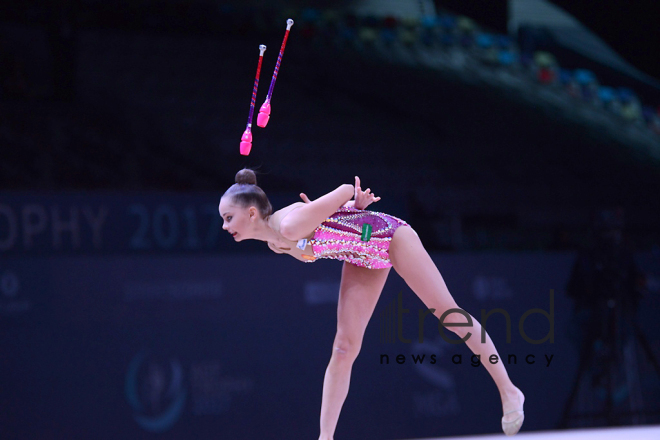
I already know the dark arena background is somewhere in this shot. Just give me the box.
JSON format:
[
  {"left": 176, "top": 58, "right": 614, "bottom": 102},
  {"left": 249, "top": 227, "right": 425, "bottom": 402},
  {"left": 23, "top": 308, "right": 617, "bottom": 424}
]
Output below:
[{"left": 2, "top": 0, "right": 660, "bottom": 439}]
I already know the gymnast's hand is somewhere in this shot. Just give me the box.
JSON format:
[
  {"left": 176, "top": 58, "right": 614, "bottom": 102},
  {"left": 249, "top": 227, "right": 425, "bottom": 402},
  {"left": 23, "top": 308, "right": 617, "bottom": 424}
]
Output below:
[
  {"left": 299, "top": 176, "right": 380, "bottom": 210},
  {"left": 353, "top": 176, "right": 380, "bottom": 210}
]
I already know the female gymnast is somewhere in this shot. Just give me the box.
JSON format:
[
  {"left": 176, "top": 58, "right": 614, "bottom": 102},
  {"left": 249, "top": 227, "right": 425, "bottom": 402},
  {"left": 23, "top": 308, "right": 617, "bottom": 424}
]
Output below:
[{"left": 219, "top": 168, "right": 525, "bottom": 439}]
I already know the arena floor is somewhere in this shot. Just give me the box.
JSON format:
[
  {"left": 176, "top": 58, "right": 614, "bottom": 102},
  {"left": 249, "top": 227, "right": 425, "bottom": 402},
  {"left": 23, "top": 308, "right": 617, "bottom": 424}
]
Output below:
[{"left": 407, "top": 425, "right": 660, "bottom": 440}]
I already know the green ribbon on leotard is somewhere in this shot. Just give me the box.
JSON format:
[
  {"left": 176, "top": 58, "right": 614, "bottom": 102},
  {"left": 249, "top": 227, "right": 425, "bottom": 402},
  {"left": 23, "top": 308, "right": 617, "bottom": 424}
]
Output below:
[{"left": 361, "top": 223, "right": 372, "bottom": 241}]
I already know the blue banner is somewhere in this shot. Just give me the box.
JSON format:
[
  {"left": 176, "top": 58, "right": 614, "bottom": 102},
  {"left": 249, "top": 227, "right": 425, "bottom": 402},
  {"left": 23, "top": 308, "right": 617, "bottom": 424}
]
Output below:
[
  {"left": 0, "top": 191, "right": 299, "bottom": 256},
  {"left": 2, "top": 230, "right": 659, "bottom": 439}
]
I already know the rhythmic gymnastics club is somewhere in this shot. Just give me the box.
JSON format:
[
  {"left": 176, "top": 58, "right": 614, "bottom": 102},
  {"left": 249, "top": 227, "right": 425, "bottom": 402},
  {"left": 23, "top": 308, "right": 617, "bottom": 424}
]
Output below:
[
  {"left": 257, "top": 19, "right": 294, "bottom": 128},
  {"left": 240, "top": 44, "right": 267, "bottom": 156}
]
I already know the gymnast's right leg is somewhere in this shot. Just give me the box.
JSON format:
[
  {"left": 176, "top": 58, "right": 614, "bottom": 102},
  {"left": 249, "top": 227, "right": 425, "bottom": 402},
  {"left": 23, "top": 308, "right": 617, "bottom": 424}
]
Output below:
[
  {"left": 389, "top": 226, "right": 524, "bottom": 435},
  {"left": 319, "top": 262, "right": 390, "bottom": 440}
]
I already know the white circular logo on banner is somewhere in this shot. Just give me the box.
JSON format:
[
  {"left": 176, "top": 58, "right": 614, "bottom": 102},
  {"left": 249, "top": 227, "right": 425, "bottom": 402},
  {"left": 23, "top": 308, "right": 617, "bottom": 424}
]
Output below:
[{"left": 125, "top": 351, "right": 187, "bottom": 433}]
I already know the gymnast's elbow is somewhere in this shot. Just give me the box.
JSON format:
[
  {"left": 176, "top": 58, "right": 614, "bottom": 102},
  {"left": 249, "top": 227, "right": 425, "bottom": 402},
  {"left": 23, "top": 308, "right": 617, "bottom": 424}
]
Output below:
[
  {"left": 279, "top": 222, "right": 304, "bottom": 241},
  {"left": 280, "top": 184, "right": 353, "bottom": 241},
  {"left": 280, "top": 221, "right": 295, "bottom": 240}
]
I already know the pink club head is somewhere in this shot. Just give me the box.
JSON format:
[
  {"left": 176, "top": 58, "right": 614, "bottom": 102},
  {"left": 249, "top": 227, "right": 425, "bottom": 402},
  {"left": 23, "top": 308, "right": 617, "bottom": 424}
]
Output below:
[
  {"left": 241, "top": 129, "right": 252, "bottom": 143},
  {"left": 240, "top": 129, "right": 252, "bottom": 155},
  {"left": 257, "top": 101, "right": 271, "bottom": 127},
  {"left": 240, "top": 141, "right": 252, "bottom": 156}
]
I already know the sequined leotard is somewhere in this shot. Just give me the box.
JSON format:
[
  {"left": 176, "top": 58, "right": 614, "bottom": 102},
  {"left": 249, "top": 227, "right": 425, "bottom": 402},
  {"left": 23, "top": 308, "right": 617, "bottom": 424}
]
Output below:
[{"left": 304, "top": 206, "right": 411, "bottom": 269}]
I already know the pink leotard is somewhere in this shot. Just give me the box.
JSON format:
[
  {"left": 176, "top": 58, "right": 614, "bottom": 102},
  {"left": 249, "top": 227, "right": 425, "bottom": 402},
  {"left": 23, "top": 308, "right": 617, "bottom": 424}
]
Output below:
[{"left": 305, "top": 206, "right": 411, "bottom": 269}]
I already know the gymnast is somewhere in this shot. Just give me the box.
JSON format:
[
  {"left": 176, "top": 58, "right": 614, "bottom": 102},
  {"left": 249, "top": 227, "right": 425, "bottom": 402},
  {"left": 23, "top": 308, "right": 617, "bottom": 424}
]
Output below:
[{"left": 219, "top": 168, "right": 525, "bottom": 439}]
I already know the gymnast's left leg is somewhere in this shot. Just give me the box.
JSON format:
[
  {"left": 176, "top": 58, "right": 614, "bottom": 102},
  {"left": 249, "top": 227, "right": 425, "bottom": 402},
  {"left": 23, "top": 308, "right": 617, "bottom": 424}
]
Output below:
[
  {"left": 389, "top": 226, "right": 525, "bottom": 435},
  {"left": 319, "top": 262, "right": 390, "bottom": 440}
]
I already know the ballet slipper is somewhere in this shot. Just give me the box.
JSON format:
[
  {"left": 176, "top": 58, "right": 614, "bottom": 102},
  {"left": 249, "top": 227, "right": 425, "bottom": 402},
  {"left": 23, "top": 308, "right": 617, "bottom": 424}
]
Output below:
[{"left": 501, "top": 388, "right": 525, "bottom": 436}]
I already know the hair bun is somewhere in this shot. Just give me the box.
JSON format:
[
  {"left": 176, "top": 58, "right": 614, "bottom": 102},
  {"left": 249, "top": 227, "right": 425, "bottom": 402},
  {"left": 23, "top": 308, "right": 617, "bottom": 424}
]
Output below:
[{"left": 235, "top": 168, "right": 257, "bottom": 185}]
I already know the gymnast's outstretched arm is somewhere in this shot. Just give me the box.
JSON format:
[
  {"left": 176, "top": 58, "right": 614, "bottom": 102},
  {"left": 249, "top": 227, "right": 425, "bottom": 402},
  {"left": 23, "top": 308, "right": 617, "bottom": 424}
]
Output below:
[
  {"left": 279, "top": 183, "right": 354, "bottom": 241},
  {"left": 299, "top": 176, "right": 381, "bottom": 211}
]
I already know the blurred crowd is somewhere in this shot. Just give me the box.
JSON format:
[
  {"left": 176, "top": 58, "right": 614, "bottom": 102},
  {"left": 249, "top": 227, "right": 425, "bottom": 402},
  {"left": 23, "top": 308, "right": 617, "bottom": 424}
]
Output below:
[
  {"left": 1, "top": 3, "right": 659, "bottom": 253},
  {"left": 2, "top": 4, "right": 659, "bottom": 135},
  {"left": 285, "top": 7, "right": 660, "bottom": 136}
]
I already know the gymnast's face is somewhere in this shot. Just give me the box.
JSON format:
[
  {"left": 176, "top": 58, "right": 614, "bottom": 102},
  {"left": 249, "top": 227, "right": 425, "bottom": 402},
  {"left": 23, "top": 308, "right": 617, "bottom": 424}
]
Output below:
[{"left": 219, "top": 197, "right": 259, "bottom": 241}]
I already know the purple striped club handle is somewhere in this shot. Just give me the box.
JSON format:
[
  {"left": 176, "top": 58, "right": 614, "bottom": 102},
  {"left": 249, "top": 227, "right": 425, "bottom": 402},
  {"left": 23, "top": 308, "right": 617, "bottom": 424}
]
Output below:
[
  {"left": 240, "top": 44, "right": 267, "bottom": 156},
  {"left": 257, "top": 19, "right": 294, "bottom": 128}
]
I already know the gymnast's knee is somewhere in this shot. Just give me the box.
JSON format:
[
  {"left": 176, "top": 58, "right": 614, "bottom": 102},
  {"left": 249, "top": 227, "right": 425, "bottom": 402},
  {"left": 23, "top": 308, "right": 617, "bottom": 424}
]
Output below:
[
  {"left": 435, "top": 309, "right": 474, "bottom": 339},
  {"left": 332, "top": 334, "right": 361, "bottom": 362},
  {"left": 445, "top": 324, "right": 472, "bottom": 340}
]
